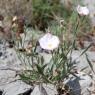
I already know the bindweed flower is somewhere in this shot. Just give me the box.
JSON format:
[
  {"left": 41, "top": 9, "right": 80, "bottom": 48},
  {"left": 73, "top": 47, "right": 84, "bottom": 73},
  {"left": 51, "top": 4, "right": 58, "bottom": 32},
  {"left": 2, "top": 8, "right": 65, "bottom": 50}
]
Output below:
[
  {"left": 76, "top": 5, "right": 89, "bottom": 16},
  {"left": 39, "top": 33, "right": 60, "bottom": 50}
]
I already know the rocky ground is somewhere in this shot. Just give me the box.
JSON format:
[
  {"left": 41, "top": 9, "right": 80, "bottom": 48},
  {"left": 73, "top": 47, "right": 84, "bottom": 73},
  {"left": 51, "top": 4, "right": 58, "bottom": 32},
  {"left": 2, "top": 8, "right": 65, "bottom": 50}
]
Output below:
[{"left": 0, "top": 28, "right": 95, "bottom": 95}]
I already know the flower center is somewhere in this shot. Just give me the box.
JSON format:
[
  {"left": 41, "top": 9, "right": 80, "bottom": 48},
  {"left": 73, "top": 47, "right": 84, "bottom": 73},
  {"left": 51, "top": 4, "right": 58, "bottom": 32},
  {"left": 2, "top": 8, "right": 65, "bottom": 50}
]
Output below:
[{"left": 48, "top": 43, "right": 53, "bottom": 48}]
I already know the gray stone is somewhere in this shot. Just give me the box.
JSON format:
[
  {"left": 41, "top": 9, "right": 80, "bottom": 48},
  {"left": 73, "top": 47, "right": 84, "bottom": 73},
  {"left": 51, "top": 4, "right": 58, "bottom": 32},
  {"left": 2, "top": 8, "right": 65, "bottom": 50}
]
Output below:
[
  {"left": 68, "top": 50, "right": 95, "bottom": 74},
  {"left": 0, "top": 42, "right": 33, "bottom": 95},
  {"left": 42, "top": 84, "right": 57, "bottom": 95},
  {"left": 64, "top": 72, "right": 93, "bottom": 95},
  {"left": 31, "top": 84, "right": 57, "bottom": 95},
  {"left": 2, "top": 80, "right": 32, "bottom": 95},
  {"left": 30, "top": 85, "right": 41, "bottom": 95}
]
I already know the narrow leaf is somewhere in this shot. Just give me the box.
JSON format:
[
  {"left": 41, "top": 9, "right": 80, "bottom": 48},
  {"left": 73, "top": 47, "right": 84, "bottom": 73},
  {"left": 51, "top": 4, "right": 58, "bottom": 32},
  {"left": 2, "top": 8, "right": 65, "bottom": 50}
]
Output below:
[
  {"left": 85, "top": 53, "right": 95, "bottom": 74},
  {"left": 79, "top": 44, "right": 92, "bottom": 57}
]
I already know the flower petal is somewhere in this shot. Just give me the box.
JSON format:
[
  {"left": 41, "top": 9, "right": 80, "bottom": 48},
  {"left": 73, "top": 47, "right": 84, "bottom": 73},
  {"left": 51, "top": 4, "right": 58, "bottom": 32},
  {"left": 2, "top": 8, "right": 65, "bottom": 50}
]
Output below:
[
  {"left": 77, "top": 5, "right": 89, "bottom": 16},
  {"left": 39, "top": 33, "right": 60, "bottom": 50}
]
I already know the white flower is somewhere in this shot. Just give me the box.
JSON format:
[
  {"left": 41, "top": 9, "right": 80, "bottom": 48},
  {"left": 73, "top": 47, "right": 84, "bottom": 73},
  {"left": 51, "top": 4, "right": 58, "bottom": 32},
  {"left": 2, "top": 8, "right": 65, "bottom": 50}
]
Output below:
[
  {"left": 39, "top": 33, "right": 60, "bottom": 50},
  {"left": 77, "top": 5, "right": 89, "bottom": 16}
]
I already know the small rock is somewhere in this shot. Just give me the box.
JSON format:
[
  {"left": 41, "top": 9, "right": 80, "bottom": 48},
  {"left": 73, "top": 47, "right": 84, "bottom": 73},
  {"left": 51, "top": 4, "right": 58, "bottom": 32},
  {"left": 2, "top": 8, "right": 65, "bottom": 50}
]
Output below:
[
  {"left": 64, "top": 72, "right": 93, "bottom": 95},
  {"left": 30, "top": 85, "right": 41, "bottom": 95},
  {"left": 69, "top": 50, "right": 94, "bottom": 73},
  {"left": 42, "top": 84, "right": 57, "bottom": 95},
  {"left": 18, "top": 88, "right": 33, "bottom": 95},
  {"left": 31, "top": 84, "right": 57, "bottom": 95},
  {"left": 2, "top": 80, "right": 32, "bottom": 95}
]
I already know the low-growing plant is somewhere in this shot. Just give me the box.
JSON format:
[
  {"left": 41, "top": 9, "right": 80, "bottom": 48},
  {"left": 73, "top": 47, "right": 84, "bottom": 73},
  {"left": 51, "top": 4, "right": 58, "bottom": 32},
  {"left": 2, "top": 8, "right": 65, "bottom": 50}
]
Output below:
[{"left": 12, "top": 3, "right": 93, "bottom": 95}]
